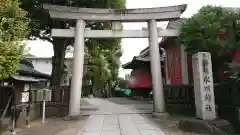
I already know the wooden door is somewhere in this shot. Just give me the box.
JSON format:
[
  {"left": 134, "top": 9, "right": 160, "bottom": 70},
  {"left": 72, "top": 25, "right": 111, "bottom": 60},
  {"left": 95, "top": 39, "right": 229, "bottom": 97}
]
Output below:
[{"left": 173, "top": 46, "right": 182, "bottom": 84}]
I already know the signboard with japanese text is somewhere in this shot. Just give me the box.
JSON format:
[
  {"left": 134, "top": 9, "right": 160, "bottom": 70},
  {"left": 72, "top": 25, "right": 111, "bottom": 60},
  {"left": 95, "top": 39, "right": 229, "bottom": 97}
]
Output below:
[{"left": 192, "top": 52, "right": 216, "bottom": 120}]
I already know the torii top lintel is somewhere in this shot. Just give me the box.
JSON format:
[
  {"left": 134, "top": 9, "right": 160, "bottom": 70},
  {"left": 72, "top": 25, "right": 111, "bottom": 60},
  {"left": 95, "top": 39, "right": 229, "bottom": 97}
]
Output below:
[{"left": 43, "top": 4, "right": 187, "bottom": 22}]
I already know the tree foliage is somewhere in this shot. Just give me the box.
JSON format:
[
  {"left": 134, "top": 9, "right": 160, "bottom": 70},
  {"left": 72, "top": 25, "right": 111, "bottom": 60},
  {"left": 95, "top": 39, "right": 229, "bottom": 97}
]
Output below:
[
  {"left": 86, "top": 38, "right": 122, "bottom": 91},
  {"left": 177, "top": 6, "right": 240, "bottom": 81},
  {"left": 225, "top": 62, "right": 240, "bottom": 82},
  {"left": 0, "top": 0, "right": 29, "bottom": 80},
  {"left": 21, "top": 0, "right": 126, "bottom": 98}
]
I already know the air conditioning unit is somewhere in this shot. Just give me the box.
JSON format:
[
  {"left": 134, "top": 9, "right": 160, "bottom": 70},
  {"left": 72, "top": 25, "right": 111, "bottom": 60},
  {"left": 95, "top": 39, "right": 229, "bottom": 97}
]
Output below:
[{"left": 36, "top": 88, "right": 52, "bottom": 101}]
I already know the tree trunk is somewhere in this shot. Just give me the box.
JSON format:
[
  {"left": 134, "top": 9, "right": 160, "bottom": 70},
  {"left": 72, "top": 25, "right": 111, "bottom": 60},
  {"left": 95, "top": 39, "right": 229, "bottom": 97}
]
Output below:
[
  {"left": 51, "top": 38, "right": 67, "bottom": 101},
  {"left": 111, "top": 83, "right": 118, "bottom": 97},
  {"left": 108, "top": 80, "right": 112, "bottom": 97},
  {"left": 91, "top": 77, "right": 94, "bottom": 95}
]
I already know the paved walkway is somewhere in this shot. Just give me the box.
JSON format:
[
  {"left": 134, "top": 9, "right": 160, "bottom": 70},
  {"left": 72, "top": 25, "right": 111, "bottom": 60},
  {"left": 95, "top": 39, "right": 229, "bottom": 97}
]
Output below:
[
  {"left": 81, "top": 98, "right": 152, "bottom": 115},
  {"left": 79, "top": 98, "right": 166, "bottom": 135}
]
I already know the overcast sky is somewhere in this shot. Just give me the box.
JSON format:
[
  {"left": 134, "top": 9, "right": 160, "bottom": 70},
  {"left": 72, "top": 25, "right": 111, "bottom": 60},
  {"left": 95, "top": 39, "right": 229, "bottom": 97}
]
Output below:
[{"left": 26, "top": 0, "right": 240, "bottom": 78}]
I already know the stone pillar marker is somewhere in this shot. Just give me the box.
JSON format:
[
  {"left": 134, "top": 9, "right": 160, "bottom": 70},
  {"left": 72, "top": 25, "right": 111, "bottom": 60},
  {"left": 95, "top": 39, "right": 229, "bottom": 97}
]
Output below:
[
  {"left": 69, "top": 19, "right": 85, "bottom": 117},
  {"left": 148, "top": 19, "right": 165, "bottom": 113},
  {"left": 192, "top": 52, "right": 216, "bottom": 120}
]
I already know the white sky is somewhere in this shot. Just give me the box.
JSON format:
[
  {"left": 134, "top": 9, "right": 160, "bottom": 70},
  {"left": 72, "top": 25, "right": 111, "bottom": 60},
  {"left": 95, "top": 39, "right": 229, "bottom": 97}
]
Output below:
[{"left": 26, "top": 0, "right": 240, "bottom": 78}]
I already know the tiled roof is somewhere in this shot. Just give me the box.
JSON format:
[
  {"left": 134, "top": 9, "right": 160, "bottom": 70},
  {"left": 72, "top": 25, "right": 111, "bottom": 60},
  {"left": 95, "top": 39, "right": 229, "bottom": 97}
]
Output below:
[{"left": 18, "top": 59, "right": 51, "bottom": 79}]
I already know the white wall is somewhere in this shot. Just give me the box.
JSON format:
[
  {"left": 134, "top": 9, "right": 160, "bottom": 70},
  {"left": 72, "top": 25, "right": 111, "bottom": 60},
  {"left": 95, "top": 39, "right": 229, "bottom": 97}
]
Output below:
[{"left": 28, "top": 58, "right": 73, "bottom": 75}]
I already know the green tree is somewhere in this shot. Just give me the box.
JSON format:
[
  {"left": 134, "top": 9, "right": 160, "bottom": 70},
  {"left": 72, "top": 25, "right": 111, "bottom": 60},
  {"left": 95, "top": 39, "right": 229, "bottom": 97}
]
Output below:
[
  {"left": 104, "top": 42, "right": 122, "bottom": 96},
  {"left": 0, "top": 0, "right": 29, "bottom": 80},
  {"left": 85, "top": 38, "right": 122, "bottom": 96},
  {"left": 21, "top": 0, "right": 126, "bottom": 100},
  {"left": 177, "top": 6, "right": 240, "bottom": 82}
]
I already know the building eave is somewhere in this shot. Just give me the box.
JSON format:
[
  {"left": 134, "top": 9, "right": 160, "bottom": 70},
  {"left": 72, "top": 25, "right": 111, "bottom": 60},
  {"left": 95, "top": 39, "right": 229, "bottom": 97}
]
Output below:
[
  {"left": 11, "top": 75, "right": 40, "bottom": 83},
  {"left": 18, "top": 63, "right": 51, "bottom": 79},
  {"left": 122, "top": 55, "right": 164, "bottom": 69},
  {"left": 122, "top": 62, "right": 132, "bottom": 69}
]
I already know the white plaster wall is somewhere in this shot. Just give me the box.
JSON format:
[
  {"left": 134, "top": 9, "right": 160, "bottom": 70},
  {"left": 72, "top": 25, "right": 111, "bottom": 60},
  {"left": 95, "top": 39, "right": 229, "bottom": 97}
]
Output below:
[{"left": 28, "top": 58, "right": 73, "bottom": 75}]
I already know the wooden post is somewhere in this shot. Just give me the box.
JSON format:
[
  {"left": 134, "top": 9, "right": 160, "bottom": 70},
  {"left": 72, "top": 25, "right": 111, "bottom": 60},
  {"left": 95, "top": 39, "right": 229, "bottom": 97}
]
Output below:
[
  {"left": 26, "top": 84, "right": 31, "bottom": 128},
  {"left": 42, "top": 100, "right": 46, "bottom": 123}
]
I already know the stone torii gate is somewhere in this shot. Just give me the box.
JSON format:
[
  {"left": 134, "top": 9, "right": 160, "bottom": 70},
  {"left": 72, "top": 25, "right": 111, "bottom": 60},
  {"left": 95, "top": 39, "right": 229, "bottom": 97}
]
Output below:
[{"left": 43, "top": 4, "right": 187, "bottom": 117}]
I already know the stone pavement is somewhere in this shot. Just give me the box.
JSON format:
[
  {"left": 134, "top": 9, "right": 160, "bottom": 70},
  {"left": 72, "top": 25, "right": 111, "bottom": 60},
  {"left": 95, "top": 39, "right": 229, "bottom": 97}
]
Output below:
[
  {"left": 2, "top": 98, "right": 200, "bottom": 135},
  {"left": 78, "top": 98, "right": 166, "bottom": 135},
  {"left": 80, "top": 98, "right": 152, "bottom": 115},
  {"left": 79, "top": 114, "right": 166, "bottom": 135}
]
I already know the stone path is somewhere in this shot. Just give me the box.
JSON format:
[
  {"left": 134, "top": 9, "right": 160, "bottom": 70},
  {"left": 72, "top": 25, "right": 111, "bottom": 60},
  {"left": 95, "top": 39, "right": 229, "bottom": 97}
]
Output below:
[
  {"left": 81, "top": 98, "right": 152, "bottom": 115},
  {"left": 78, "top": 98, "right": 166, "bottom": 135}
]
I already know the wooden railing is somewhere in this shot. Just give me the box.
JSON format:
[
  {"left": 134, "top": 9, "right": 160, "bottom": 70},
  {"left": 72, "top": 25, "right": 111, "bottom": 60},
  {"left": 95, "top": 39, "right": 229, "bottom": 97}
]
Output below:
[{"left": 163, "top": 84, "right": 195, "bottom": 115}]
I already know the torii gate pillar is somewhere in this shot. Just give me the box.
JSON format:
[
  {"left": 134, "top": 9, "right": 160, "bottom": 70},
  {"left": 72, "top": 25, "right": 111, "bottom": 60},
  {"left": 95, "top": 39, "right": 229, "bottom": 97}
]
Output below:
[
  {"left": 148, "top": 19, "right": 165, "bottom": 112},
  {"left": 69, "top": 19, "right": 85, "bottom": 116}
]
